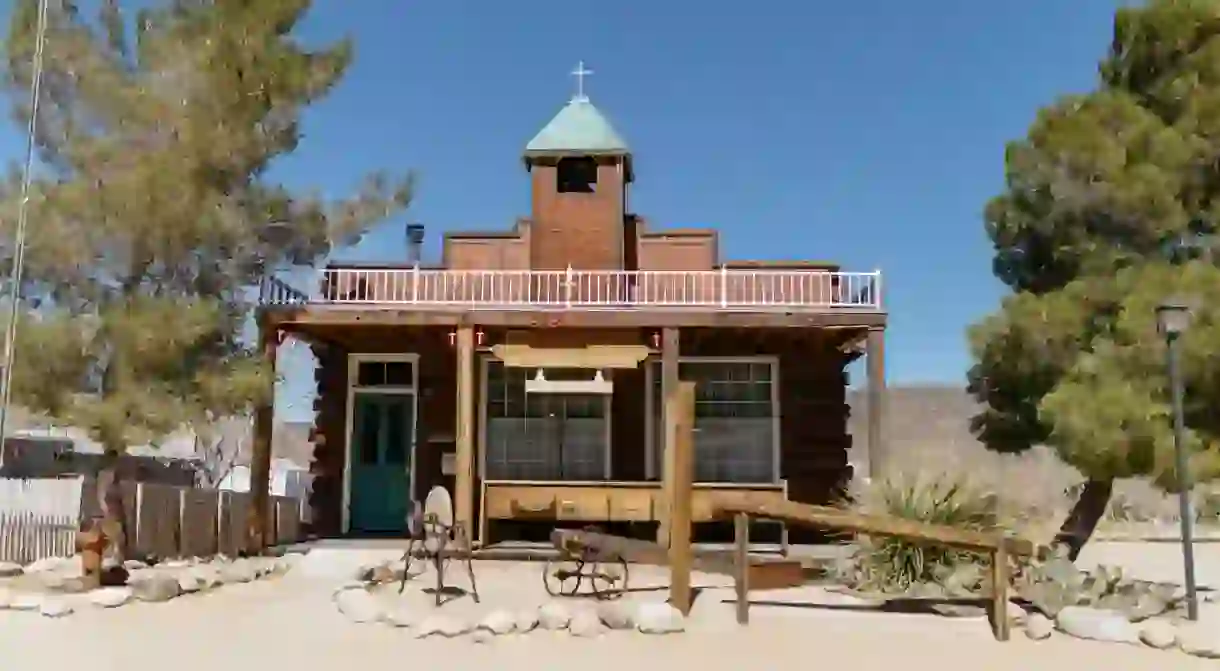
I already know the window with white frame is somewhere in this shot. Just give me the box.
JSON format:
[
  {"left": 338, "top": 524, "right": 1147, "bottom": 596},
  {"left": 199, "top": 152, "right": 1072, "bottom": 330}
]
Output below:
[
  {"left": 484, "top": 361, "right": 610, "bottom": 481},
  {"left": 649, "top": 359, "right": 777, "bottom": 483}
]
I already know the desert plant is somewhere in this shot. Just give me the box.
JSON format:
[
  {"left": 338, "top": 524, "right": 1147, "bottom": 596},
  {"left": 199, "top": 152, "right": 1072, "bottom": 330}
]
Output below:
[{"left": 839, "top": 471, "right": 1004, "bottom": 594}]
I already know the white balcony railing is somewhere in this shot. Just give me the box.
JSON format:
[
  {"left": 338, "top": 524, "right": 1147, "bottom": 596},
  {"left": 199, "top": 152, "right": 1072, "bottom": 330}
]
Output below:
[{"left": 262, "top": 268, "right": 882, "bottom": 311}]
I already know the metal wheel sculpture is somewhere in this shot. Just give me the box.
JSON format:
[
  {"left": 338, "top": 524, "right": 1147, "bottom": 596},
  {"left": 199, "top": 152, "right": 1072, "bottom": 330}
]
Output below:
[
  {"left": 400, "top": 486, "right": 480, "bottom": 606},
  {"left": 542, "top": 526, "right": 629, "bottom": 600}
]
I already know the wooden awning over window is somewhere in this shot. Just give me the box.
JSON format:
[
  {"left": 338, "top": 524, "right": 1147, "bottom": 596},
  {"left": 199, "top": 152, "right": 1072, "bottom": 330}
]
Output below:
[{"left": 490, "top": 344, "right": 651, "bottom": 369}]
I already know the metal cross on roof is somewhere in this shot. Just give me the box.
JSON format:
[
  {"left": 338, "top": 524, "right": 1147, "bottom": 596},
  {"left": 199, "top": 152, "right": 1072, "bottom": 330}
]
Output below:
[{"left": 571, "top": 61, "right": 593, "bottom": 103}]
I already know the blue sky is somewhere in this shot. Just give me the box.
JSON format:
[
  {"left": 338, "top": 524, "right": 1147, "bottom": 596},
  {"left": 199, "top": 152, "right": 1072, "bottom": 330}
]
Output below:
[{"left": 0, "top": 1, "right": 1125, "bottom": 421}]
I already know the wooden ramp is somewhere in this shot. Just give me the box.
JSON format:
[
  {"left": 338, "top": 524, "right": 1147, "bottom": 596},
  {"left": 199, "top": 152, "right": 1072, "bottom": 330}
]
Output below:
[{"left": 716, "top": 499, "right": 1036, "bottom": 642}]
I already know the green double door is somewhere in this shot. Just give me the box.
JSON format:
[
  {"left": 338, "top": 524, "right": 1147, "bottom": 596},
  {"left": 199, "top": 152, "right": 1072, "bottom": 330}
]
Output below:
[{"left": 349, "top": 392, "right": 415, "bottom": 534}]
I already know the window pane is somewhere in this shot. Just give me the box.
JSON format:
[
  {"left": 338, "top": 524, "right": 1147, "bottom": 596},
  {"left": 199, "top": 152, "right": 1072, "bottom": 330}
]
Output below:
[
  {"left": 384, "top": 361, "right": 413, "bottom": 387},
  {"left": 357, "top": 362, "right": 385, "bottom": 387},
  {"left": 357, "top": 401, "right": 381, "bottom": 465}
]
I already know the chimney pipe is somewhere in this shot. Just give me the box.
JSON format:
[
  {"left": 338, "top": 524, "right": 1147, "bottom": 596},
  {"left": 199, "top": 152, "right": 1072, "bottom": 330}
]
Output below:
[{"left": 406, "top": 223, "right": 425, "bottom": 265}]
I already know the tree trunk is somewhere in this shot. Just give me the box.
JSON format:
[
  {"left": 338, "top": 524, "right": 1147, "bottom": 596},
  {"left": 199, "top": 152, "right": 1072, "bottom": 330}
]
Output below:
[
  {"left": 1052, "top": 478, "right": 1114, "bottom": 561},
  {"left": 96, "top": 449, "right": 128, "bottom": 564}
]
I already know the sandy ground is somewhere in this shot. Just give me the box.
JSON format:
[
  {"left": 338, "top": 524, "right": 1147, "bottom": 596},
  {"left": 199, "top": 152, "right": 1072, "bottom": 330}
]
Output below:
[{"left": 1, "top": 542, "right": 1219, "bottom": 670}]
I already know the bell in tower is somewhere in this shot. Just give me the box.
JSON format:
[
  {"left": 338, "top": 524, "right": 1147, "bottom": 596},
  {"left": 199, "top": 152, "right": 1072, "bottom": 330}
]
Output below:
[{"left": 523, "top": 62, "right": 634, "bottom": 271}]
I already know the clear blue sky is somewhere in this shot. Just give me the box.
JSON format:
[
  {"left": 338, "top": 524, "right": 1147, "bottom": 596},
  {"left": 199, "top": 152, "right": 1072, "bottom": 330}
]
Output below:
[{"left": 0, "top": 1, "right": 1125, "bottom": 421}]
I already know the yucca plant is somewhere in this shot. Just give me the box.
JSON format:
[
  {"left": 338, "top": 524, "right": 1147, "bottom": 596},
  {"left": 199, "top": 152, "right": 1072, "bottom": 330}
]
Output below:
[{"left": 840, "top": 471, "right": 1003, "bottom": 594}]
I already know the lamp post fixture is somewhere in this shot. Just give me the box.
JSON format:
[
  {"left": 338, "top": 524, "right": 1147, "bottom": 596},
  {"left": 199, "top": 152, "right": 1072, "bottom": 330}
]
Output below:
[{"left": 1155, "top": 297, "right": 1199, "bottom": 621}]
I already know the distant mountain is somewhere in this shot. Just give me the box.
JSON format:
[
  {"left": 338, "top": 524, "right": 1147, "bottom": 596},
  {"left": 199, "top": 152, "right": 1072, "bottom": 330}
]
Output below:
[{"left": 847, "top": 384, "right": 982, "bottom": 471}]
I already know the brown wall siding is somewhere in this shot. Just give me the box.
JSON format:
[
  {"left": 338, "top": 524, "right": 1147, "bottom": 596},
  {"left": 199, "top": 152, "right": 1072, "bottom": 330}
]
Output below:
[
  {"left": 307, "top": 327, "right": 851, "bottom": 538},
  {"left": 446, "top": 236, "right": 530, "bottom": 270},
  {"left": 530, "top": 162, "right": 626, "bottom": 270},
  {"left": 637, "top": 234, "right": 716, "bottom": 271}
]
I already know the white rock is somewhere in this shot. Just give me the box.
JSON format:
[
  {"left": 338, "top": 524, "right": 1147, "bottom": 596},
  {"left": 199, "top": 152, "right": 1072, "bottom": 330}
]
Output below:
[
  {"left": 1138, "top": 620, "right": 1177, "bottom": 650},
  {"left": 1005, "top": 601, "right": 1026, "bottom": 626},
  {"left": 1025, "top": 613, "right": 1053, "bottom": 640},
  {"left": 1055, "top": 606, "right": 1140, "bottom": 645},
  {"left": 334, "top": 588, "right": 382, "bottom": 624},
  {"left": 185, "top": 565, "right": 221, "bottom": 590},
  {"left": 10, "top": 593, "right": 42, "bottom": 611},
  {"left": 635, "top": 602, "right": 686, "bottom": 634},
  {"left": 515, "top": 609, "right": 539, "bottom": 633},
  {"left": 538, "top": 601, "right": 571, "bottom": 630},
  {"left": 158, "top": 559, "right": 191, "bottom": 570},
  {"left": 39, "top": 598, "right": 73, "bottom": 618},
  {"left": 478, "top": 609, "right": 516, "bottom": 635},
  {"left": 597, "top": 601, "right": 634, "bottom": 630},
  {"left": 123, "top": 559, "right": 149, "bottom": 571},
  {"left": 382, "top": 605, "right": 414, "bottom": 628},
  {"left": 222, "top": 559, "right": 256, "bottom": 583},
  {"left": 0, "top": 561, "right": 23, "bottom": 578},
  {"left": 89, "top": 587, "right": 133, "bottom": 608},
  {"left": 415, "top": 614, "right": 470, "bottom": 638},
  {"left": 177, "top": 572, "right": 203, "bottom": 593},
  {"left": 25, "top": 556, "right": 66, "bottom": 574},
  {"left": 1179, "top": 623, "right": 1220, "bottom": 658},
  {"left": 569, "top": 609, "right": 606, "bottom": 638},
  {"left": 0, "top": 587, "right": 13, "bottom": 608},
  {"left": 129, "top": 573, "right": 181, "bottom": 602}
]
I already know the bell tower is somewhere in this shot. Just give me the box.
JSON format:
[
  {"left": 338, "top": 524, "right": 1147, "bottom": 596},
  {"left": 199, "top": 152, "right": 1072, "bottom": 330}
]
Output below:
[{"left": 523, "top": 62, "right": 634, "bottom": 271}]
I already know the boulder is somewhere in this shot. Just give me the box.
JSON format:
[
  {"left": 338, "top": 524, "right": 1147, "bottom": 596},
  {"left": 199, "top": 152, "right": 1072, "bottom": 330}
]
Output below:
[
  {"left": 334, "top": 587, "right": 382, "bottom": 624},
  {"left": 415, "top": 614, "right": 470, "bottom": 638},
  {"left": 89, "top": 587, "right": 133, "bottom": 608},
  {"left": 1025, "top": 613, "right": 1053, "bottom": 640},
  {"left": 538, "top": 602, "right": 572, "bottom": 630},
  {"left": 1138, "top": 620, "right": 1177, "bottom": 650},
  {"left": 177, "top": 572, "right": 204, "bottom": 593},
  {"left": 635, "top": 602, "right": 686, "bottom": 634},
  {"left": 39, "top": 598, "right": 73, "bottom": 618},
  {"left": 185, "top": 565, "right": 222, "bottom": 590},
  {"left": 0, "top": 587, "right": 13, "bottom": 608},
  {"left": 597, "top": 601, "right": 634, "bottom": 630},
  {"left": 0, "top": 561, "right": 23, "bottom": 578},
  {"left": 1179, "top": 623, "right": 1220, "bottom": 659},
  {"left": 1055, "top": 606, "right": 1140, "bottom": 645},
  {"left": 478, "top": 610, "right": 516, "bottom": 635},
  {"left": 130, "top": 573, "right": 182, "bottom": 602},
  {"left": 569, "top": 609, "right": 606, "bottom": 637},
  {"left": 222, "top": 559, "right": 256, "bottom": 584},
  {"left": 10, "top": 593, "right": 42, "bottom": 611},
  {"left": 515, "top": 609, "right": 539, "bottom": 633},
  {"left": 123, "top": 560, "right": 149, "bottom": 571},
  {"left": 382, "top": 605, "right": 414, "bottom": 628}
]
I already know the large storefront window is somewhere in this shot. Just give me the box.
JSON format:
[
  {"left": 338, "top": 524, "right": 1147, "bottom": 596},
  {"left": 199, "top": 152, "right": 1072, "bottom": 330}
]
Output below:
[
  {"left": 649, "top": 359, "right": 777, "bottom": 483},
  {"left": 484, "top": 361, "right": 610, "bottom": 481}
]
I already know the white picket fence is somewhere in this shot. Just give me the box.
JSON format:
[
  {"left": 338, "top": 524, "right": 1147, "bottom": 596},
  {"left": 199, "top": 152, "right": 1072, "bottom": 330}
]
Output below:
[{"left": 0, "top": 477, "right": 83, "bottom": 564}]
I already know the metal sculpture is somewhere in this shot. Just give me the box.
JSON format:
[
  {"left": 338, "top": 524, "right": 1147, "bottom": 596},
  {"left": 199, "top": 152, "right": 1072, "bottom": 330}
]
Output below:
[
  {"left": 399, "top": 486, "right": 480, "bottom": 606},
  {"left": 542, "top": 525, "right": 629, "bottom": 600}
]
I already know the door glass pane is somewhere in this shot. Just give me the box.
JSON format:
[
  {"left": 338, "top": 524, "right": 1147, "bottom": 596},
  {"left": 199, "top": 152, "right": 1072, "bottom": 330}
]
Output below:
[
  {"left": 383, "top": 397, "right": 410, "bottom": 465},
  {"left": 357, "top": 362, "right": 385, "bottom": 387},
  {"left": 356, "top": 398, "right": 381, "bottom": 465}
]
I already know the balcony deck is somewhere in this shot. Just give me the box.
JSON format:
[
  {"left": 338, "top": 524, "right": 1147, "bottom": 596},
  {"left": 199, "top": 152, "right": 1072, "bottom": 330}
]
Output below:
[{"left": 261, "top": 268, "right": 883, "bottom": 313}]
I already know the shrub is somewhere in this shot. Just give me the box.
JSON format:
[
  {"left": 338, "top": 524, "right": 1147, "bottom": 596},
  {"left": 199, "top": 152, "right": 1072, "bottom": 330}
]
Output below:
[{"left": 837, "top": 470, "right": 1005, "bottom": 594}]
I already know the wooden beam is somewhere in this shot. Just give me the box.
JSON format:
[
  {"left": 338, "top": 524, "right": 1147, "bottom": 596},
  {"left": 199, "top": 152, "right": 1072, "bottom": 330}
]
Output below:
[
  {"left": 734, "top": 512, "right": 750, "bottom": 625},
  {"left": 246, "top": 327, "right": 277, "bottom": 553},
  {"left": 866, "top": 327, "right": 887, "bottom": 480},
  {"left": 656, "top": 327, "right": 680, "bottom": 546},
  {"left": 267, "top": 306, "right": 888, "bottom": 330},
  {"left": 454, "top": 326, "right": 476, "bottom": 537},
  {"left": 668, "top": 380, "right": 696, "bottom": 615},
  {"left": 715, "top": 499, "right": 1036, "bottom": 556}
]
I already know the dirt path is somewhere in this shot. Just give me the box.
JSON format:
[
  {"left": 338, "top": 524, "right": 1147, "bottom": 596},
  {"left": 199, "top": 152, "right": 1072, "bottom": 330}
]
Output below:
[{"left": 0, "top": 542, "right": 1216, "bottom": 670}]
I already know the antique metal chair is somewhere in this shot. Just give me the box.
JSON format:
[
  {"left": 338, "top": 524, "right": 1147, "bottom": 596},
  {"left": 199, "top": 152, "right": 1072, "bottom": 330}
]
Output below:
[{"left": 399, "top": 486, "right": 480, "bottom": 606}]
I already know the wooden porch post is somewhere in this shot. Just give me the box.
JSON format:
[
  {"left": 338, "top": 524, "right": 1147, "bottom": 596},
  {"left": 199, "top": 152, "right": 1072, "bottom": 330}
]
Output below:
[
  {"left": 247, "top": 324, "right": 277, "bottom": 553},
  {"left": 656, "top": 327, "right": 680, "bottom": 546},
  {"left": 667, "top": 381, "right": 696, "bottom": 615},
  {"left": 866, "top": 327, "right": 887, "bottom": 480},
  {"left": 454, "top": 326, "right": 475, "bottom": 537}
]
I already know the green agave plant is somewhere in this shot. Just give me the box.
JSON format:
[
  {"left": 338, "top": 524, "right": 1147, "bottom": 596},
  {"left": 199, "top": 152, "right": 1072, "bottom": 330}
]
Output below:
[{"left": 843, "top": 472, "right": 1004, "bottom": 593}]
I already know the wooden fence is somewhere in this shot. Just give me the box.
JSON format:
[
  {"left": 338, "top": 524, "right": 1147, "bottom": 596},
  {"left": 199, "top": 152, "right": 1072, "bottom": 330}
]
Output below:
[{"left": 0, "top": 477, "right": 304, "bottom": 564}]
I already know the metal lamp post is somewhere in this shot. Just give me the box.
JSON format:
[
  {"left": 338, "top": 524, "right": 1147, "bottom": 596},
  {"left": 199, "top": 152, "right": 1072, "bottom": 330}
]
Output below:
[{"left": 1156, "top": 297, "right": 1199, "bottom": 621}]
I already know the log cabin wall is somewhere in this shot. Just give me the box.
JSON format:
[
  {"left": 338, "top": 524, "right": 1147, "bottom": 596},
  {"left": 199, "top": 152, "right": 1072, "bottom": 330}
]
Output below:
[{"left": 306, "top": 342, "right": 348, "bottom": 537}]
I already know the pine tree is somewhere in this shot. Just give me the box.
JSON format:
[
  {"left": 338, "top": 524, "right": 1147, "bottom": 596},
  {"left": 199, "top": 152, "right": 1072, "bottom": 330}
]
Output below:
[
  {"left": 0, "top": 0, "right": 412, "bottom": 563},
  {"left": 971, "top": 0, "right": 1220, "bottom": 558}
]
